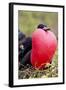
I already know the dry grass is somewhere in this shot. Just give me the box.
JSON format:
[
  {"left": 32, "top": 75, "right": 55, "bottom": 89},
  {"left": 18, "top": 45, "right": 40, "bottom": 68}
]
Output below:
[{"left": 18, "top": 50, "right": 58, "bottom": 79}]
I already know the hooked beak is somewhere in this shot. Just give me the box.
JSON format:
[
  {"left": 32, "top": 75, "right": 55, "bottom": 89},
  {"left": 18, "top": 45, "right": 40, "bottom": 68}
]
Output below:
[{"left": 43, "top": 27, "right": 50, "bottom": 31}]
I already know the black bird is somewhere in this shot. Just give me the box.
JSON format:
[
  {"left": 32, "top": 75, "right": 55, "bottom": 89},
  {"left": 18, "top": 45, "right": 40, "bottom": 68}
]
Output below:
[
  {"left": 18, "top": 30, "right": 26, "bottom": 62},
  {"left": 19, "top": 24, "right": 50, "bottom": 66},
  {"left": 18, "top": 30, "right": 32, "bottom": 65}
]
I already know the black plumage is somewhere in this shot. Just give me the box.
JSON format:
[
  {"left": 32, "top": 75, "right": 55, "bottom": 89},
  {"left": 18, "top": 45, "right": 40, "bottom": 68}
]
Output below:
[
  {"left": 37, "top": 24, "right": 50, "bottom": 31},
  {"left": 18, "top": 30, "right": 26, "bottom": 41},
  {"left": 37, "top": 24, "right": 47, "bottom": 29},
  {"left": 22, "top": 37, "right": 32, "bottom": 56},
  {"left": 18, "top": 30, "right": 32, "bottom": 65}
]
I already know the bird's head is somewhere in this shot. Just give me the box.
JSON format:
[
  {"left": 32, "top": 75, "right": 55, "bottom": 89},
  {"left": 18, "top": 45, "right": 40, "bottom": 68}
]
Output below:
[{"left": 37, "top": 24, "right": 50, "bottom": 31}]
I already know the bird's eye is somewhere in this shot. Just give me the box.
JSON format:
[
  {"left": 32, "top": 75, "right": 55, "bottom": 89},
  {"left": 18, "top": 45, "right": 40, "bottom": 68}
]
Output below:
[
  {"left": 20, "top": 45, "right": 24, "bottom": 49},
  {"left": 37, "top": 24, "right": 47, "bottom": 29}
]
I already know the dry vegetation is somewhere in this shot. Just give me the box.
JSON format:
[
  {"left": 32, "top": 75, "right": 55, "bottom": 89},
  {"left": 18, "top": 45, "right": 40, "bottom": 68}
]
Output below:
[{"left": 18, "top": 50, "right": 58, "bottom": 79}]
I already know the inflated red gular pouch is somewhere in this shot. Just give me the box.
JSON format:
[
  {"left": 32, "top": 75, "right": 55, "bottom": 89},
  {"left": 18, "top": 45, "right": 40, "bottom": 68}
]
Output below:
[{"left": 31, "top": 26, "right": 57, "bottom": 69}]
